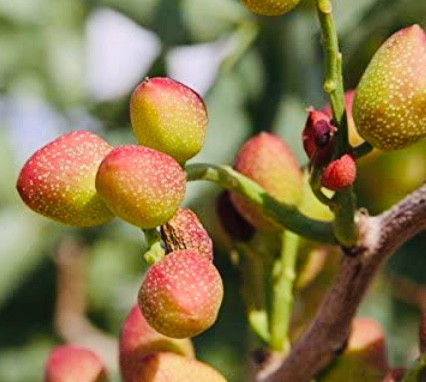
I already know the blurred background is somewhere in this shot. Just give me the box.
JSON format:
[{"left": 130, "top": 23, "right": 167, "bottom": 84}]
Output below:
[{"left": 0, "top": 0, "right": 425, "bottom": 381}]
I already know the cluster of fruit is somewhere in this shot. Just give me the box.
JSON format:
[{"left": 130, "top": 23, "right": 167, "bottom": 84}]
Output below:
[
  {"left": 14, "top": 0, "right": 426, "bottom": 379},
  {"left": 17, "top": 78, "right": 226, "bottom": 381},
  {"left": 44, "top": 306, "right": 226, "bottom": 381}
]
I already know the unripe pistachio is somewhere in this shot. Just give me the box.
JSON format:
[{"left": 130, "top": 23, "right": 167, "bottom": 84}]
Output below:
[
  {"left": 45, "top": 345, "right": 108, "bottom": 382},
  {"left": 160, "top": 208, "right": 213, "bottom": 261},
  {"left": 134, "top": 352, "right": 227, "bottom": 382},
  {"left": 16, "top": 131, "right": 114, "bottom": 227},
  {"left": 216, "top": 191, "right": 256, "bottom": 242},
  {"left": 356, "top": 139, "right": 426, "bottom": 213},
  {"left": 241, "top": 0, "right": 301, "bottom": 16},
  {"left": 320, "top": 154, "right": 356, "bottom": 191},
  {"left": 130, "top": 77, "right": 208, "bottom": 163},
  {"left": 95, "top": 145, "right": 185, "bottom": 229},
  {"left": 138, "top": 250, "right": 223, "bottom": 338},
  {"left": 302, "top": 108, "right": 337, "bottom": 166},
  {"left": 119, "top": 305, "right": 194, "bottom": 382},
  {"left": 353, "top": 25, "right": 426, "bottom": 150},
  {"left": 319, "top": 317, "right": 389, "bottom": 382},
  {"left": 231, "top": 132, "right": 303, "bottom": 230}
]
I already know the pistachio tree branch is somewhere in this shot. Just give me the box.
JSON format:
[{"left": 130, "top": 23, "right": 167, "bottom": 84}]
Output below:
[
  {"left": 256, "top": 184, "right": 426, "bottom": 382},
  {"left": 54, "top": 238, "right": 118, "bottom": 372},
  {"left": 185, "top": 163, "right": 335, "bottom": 243}
]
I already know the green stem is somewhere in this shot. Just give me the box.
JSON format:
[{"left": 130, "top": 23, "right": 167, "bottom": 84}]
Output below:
[
  {"left": 310, "top": 167, "right": 336, "bottom": 208},
  {"left": 402, "top": 353, "right": 426, "bottom": 382},
  {"left": 352, "top": 141, "right": 373, "bottom": 160},
  {"left": 143, "top": 228, "right": 165, "bottom": 265},
  {"left": 237, "top": 243, "right": 270, "bottom": 344},
  {"left": 331, "top": 189, "right": 358, "bottom": 247},
  {"left": 269, "top": 230, "right": 300, "bottom": 353},
  {"left": 185, "top": 163, "right": 335, "bottom": 243},
  {"left": 315, "top": 0, "right": 346, "bottom": 154},
  {"left": 315, "top": 0, "right": 359, "bottom": 247}
]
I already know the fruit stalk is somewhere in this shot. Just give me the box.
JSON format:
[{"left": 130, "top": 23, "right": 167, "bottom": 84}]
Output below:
[
  {"left": 315, "top": 0, "right": 358, "bottom": 246},
  {"left": 269, "top": 230, "right": 300, "bottom": 353},
  {"left": 315, "top": 0, "right": 346, "bottom": 152},
  {"left": 185, "top": 163, "right": 335, "bottom": 243}
]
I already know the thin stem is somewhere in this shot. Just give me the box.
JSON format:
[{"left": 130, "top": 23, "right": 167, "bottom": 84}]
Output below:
[
  {"left": 331, "top": 189, "right": 359, "bottom": 247},
  {"left": 143, "top": 228, "right": 165, "bottom": 265},
  {"left": 315, "top": 0, "right": 346, "bottom": 152},
  {"left": 315, "top": 0, "right": 358, "bottom": 247},
  {"left": 185, "top": 163, "right": 335, "bottom": 243},
  {"left": 237, "top": 243, "right": 270, "bottom": 344},
  {"left": 352, "top": 141, "right": 373, "bottom": 160},
  {"left": 310, "top": 167, "right": 336, "bottom": 208},
  {"left": 269, "top": 230, "right": 300, "bottom": 353}
]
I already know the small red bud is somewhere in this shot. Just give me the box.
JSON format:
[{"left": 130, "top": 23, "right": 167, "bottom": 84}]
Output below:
[
  {"left": 45, "top": 345, "right": 108, "bottom": 382},
  {"left": 302, "top": 108, "right": 337, "bottom": 166},
  {"left": 160, "top": 208, "right": 213, "bottom": 261},
  {"left": 138, "top": 250, "right": 223, "bottom": 338},
  {"left": 320, "top": 154, "right": 356, "bottom": 191}
]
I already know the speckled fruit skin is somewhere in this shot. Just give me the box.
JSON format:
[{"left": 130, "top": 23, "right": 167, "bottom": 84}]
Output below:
[
  {"left": 320, "top": 154, "right": 356, "bottom": 191},
  {"left": 241, "top": 0, "right": 300, "bottom": 16},
  {"left": 353, "top": 25, "right": 426, "bottom": 150},
  {"left": 134, "top": 352, "right": 227, "bottom": 382},
  {"left": 160, "top": 208, "right": 213, "bottom": 261},
  {"left": 95, "top": 145, "right": 186, "bottom": 229},
  {"left": 16, "top": 131, "right": 114, "bottom": 227},
  {"left": 45, "top": 345, "right": 108, "bottom": 382},
  {"left": 138, "top": 250, "right": 223, "bottom": 339},
  {"left": 119, "top": 305, "right": 194, "bottom": 382},
  {"left": 130, "top": 77, "right": 208, "bottom": 163},
  {"left": 230, "top": 132, "right": 303, "bottom": 230},
  {"left": 319, "top": 317, "right": 389, "bottom": 382}
]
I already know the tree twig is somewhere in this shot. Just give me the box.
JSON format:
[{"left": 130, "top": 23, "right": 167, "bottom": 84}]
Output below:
[
  {"left": 54, "top": 238, "right": 118, "bottom": 372},
  {"left": 256, "top": 184, "right": 426, "bottom": 382}
]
